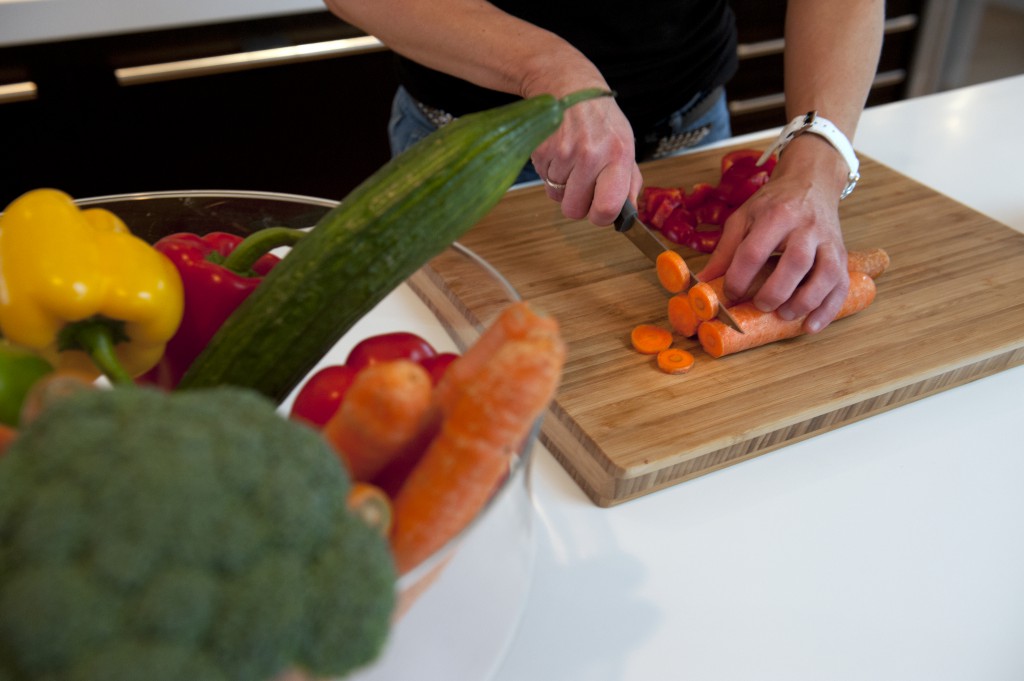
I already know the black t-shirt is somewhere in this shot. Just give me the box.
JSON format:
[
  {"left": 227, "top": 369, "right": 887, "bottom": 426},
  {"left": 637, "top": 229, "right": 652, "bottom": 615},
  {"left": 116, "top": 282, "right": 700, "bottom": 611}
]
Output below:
[{"left": 395, "top": 0, "right": 738, "bottom": 137}]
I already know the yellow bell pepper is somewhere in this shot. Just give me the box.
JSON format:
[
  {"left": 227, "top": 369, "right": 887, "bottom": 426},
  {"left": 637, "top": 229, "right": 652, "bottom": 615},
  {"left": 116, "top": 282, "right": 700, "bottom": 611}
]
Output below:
[{"left": 0, "top": 188, "right": 184, "bottom": 383}]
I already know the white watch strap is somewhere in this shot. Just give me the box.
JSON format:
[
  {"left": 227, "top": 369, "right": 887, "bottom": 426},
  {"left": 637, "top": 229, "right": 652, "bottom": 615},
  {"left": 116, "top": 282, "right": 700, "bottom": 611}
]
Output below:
[{"left": 757, "top": 111, "right": 861, "bottom": 199}]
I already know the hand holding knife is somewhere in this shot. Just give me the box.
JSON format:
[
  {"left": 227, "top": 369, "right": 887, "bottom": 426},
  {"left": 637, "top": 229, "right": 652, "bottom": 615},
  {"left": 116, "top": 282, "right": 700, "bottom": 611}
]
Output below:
[{"left": 614, "top": 200, "right": 744, "bottom": 333}]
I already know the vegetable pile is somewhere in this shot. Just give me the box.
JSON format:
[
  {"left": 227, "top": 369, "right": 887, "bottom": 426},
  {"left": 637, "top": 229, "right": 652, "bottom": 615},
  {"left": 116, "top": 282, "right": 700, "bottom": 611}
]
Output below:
[
  {"left": 289, "top": 303, "right": 565, "bottom": 576},
  {"left": 0, "top": 89, "right": 591, "bottom": 679}
]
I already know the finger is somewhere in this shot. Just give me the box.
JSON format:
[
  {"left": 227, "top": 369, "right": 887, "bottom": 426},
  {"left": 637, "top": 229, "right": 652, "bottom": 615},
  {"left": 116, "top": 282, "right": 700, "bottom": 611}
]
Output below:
[
  {"left": 698, "top": 208, "right": 749, "bottom": 283},
  {"left": 751, "top": 241, "right": 816, "bottom": 314},
  {"left": 777, "top": 251, "right": 848, "bottom": 320},
  {"left": 800, "top": 275, "right": 850, "bottom": 334}
]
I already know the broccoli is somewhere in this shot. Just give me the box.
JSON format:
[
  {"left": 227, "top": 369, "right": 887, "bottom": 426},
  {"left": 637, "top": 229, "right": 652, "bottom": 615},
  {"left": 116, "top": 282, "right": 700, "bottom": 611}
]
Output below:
[{"left": 0, "top": 385, "right": 396, "bottom": 681}]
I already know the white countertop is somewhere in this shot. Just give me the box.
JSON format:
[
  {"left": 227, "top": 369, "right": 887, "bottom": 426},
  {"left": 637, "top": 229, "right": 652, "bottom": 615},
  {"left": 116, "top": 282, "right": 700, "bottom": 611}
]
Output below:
[{"left": 487, "top": 75, "right": 1024, "bottom": 681}]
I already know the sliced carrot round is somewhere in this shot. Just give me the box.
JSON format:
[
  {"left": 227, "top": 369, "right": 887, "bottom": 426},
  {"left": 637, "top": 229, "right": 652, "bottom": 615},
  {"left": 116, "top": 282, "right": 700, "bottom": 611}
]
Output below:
[
  {"left": 655, "top": 250, "right": 690, "bottom": 294},
  {"left": 656, "top": 348, "right": 696, "bottom": 374},
  {"left": 688, "top": 282, "right": 720, "bottom": 322},
  {"left": 631, "top": 324, "right": 673, "bottom": 354},
  {"left": 666, "top": 294, "right": 700, "bottom": 338}
]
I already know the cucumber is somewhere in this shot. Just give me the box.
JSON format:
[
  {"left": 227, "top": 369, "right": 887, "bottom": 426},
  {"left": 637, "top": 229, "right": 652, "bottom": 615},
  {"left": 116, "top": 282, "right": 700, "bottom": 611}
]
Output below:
[{"left": 179, "top": 88, "right": 609, "bottom": 403}]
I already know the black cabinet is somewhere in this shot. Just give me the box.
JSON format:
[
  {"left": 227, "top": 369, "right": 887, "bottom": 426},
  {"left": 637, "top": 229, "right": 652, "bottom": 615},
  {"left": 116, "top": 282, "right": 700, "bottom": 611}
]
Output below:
[
  {"left": 1, "top": 12, "right": 398, "bottom": 206},
  {"left": 726, "top": 0, "right": 930, "bottom": 134}
]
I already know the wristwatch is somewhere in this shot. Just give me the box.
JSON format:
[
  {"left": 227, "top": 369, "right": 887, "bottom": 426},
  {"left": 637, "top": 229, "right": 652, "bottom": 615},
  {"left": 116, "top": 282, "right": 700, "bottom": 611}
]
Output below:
[{"left": 756, "top": 111, "right": 861, "bottom": 200}]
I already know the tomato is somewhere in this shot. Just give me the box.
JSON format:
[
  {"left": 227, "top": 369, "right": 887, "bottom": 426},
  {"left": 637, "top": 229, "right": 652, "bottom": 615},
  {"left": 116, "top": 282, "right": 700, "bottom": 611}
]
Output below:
[
  {"left": 419, "top": 352, "right": 460, "bottom": 384},
  {"left": 345, "top": 332, "right": 437, "bottom": 373},
  {"left": 289, "top": 364, "right": 359, "bottom": 427}
]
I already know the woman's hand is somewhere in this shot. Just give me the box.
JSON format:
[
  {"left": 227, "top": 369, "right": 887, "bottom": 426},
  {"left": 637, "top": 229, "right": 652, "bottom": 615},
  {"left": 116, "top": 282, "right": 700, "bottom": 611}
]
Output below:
[
  {"left": 698, "top": 135, "right": 852, "bottom": 333},
  {"left": 530, "top": 94, "right": 643, "bottom": 227}
]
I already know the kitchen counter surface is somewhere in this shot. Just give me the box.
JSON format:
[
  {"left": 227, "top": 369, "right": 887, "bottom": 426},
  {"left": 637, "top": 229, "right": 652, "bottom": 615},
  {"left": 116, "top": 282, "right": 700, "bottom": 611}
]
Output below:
[{"left": 483, "top": 75, "right": 1023, "bottom": 681}]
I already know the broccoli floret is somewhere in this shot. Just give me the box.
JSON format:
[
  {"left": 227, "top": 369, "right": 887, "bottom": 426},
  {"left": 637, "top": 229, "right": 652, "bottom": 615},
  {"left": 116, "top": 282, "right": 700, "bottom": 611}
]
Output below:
[{"left": 0, "top": 386, "right": 396, "bottom": 681}]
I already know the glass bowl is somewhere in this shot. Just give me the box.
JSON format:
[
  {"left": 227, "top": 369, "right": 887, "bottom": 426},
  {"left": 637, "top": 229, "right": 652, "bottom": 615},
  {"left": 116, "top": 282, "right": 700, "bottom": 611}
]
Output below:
[{"left": 74, "top": 189, "right": 538, "bottom": 680}]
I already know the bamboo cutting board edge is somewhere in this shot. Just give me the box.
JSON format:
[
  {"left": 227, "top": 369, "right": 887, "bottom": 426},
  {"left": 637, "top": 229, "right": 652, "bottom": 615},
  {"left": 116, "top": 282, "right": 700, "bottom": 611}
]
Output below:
[{"left": 546, "top": 345, "right": 1024, "bottom": 506}]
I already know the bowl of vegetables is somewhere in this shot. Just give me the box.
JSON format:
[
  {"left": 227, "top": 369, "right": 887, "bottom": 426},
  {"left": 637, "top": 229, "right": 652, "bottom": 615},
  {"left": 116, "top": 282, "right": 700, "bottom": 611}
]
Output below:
[{"left": 73, "top": 188, "right": 548, "bottom": 680}]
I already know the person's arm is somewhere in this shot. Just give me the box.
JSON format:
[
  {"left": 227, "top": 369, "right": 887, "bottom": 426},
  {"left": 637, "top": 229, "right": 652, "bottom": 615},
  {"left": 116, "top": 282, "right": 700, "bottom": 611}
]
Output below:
[
  {"left": 322, "top": 0, "right": 641, "bottom": 225},
  {"left": 699, "top": 0, "right": 884, "bottom": 333}
]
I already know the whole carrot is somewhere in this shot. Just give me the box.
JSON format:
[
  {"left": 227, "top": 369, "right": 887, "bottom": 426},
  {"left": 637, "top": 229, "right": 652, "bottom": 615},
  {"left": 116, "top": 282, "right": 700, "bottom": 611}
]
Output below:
[
  {"left": 389, "top": 320, "right": 565, "bottom": 575},
  {"left": 322, "top": 359, "right": 435, "bottom": 482},
  {"left": 697, "top": 270, "right": 877, "bottom": 358},
  {"left": 433, "top": 301, "right": 559, "bottom": 414}
]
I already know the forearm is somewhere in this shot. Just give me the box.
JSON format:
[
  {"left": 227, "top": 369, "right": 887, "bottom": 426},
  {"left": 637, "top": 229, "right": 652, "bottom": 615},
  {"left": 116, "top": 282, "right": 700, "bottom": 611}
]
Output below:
[
  {"left": 776, "top": 0, "right": 885, "bottom": 202},
  {"left": 322, "top": 0, "right": 607, "bottom": 99},
  {"left": 783, "top": 0, "right": 885, "bottom": 135}
]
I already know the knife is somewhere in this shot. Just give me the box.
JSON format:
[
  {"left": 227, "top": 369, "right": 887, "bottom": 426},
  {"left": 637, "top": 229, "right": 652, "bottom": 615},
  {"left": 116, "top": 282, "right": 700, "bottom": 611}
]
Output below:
[{"left": 614, "top": 200, "right": 744, "bottom": 333}]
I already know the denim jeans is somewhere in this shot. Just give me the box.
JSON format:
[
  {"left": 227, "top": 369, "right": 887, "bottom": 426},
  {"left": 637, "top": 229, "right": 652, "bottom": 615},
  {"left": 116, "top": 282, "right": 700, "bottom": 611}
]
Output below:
[{"left": 388, "top": 85, "right": 732, "bottom": 185}]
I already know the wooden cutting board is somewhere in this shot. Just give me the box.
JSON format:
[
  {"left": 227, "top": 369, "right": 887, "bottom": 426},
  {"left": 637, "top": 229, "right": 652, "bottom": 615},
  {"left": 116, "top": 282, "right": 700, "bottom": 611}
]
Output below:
[{"left": 408, "top": 141, "right": 1024, "bottom": 506}]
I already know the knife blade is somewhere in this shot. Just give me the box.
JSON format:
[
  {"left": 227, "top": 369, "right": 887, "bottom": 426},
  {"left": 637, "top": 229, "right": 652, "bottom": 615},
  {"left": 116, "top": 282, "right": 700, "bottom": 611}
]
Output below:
[{"left": 614, "top": 200, "right": 744, "bottom": 333}]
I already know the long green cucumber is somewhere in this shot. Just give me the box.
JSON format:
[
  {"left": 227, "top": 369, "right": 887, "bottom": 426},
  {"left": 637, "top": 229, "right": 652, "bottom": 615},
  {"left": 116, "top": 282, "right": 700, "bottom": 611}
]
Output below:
[{"left": 179, "top": 88, "right": 609, "bottom": 403}]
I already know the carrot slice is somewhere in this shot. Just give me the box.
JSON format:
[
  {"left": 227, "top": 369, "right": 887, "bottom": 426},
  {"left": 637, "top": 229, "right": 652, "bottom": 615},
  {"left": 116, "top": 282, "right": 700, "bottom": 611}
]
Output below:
[
  {"left": 655, "top": 250, "right": 690, "bottom": 294},
  {"left": 698, "top": 270, "right": 877, "bottom": 358},
  {"left": 322, "top": 359, "right": 435, "bottom": 482},
  {"left": 657, "top": 348, "right": 695, "bottom": 374},
  {"left": 630, "top": 324, "right": 673, "bottom": 354},
  {"left": 347, "top": 481, "right": 394, "bottom": 537},
  {"left": 666, "top": 294, "right": 700, "bottom": 337},
  {"left": 688, "top": 281, "right": 724, "bottom": 322},
  {"left": 390, "top": 317, "right": 565, "bottom": 575}
]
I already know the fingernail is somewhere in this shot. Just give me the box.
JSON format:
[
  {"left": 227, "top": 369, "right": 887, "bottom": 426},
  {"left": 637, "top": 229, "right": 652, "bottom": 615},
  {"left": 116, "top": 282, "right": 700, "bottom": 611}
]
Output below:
[
  {"left": 755, "top": 301, "right": 774, "bottom": 313},
  {"left": 776, "top": 308, "right": 795, "bottom": 321}
]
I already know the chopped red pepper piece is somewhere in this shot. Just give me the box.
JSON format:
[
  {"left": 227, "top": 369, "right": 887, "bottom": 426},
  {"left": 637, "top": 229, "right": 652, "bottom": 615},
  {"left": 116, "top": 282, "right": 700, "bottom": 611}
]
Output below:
[{"left": 637, "top": 149, "right": 777, "bottom": 253}]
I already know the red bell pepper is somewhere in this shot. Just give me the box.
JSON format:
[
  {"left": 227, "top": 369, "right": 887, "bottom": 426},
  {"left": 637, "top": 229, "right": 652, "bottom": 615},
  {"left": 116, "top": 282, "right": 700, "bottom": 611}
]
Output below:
[
  {"left": 637, "top": 149, "right": 778, "bottom": 253},
  {"left": 137, "top": 228, "right": 304, "bottom": 389}
]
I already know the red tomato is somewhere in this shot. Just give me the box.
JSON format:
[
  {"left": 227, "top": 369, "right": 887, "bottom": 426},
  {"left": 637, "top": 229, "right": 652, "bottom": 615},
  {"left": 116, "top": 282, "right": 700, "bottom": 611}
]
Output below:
[
  {"left": 289, "top": 364, "right": 359, "bottom": 428},
  {"left": 419, "top": 352, "right": 459, "bottom": 384},
  {"left": 345, "top": 332, "right": 437, "bottom": 373}
]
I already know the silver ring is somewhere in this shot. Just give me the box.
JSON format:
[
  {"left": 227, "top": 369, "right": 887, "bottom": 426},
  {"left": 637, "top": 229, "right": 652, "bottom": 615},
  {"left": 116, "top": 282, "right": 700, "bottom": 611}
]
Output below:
[{"left": 543, "top": 177, "right": 567, "bottom": 191}]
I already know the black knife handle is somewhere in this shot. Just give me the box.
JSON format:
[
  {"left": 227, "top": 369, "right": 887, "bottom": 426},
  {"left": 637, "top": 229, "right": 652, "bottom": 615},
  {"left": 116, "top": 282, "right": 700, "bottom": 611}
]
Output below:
[{"left": 615, "top": 200, "right": 638, "bottom": 232}]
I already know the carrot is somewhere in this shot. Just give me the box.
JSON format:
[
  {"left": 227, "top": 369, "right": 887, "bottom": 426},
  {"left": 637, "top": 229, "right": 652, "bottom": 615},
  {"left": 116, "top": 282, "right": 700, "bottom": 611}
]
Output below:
[
  {"left": 698, "top": 270, "right": 877, "bottom": 358},
  {"left": 389, "top": 317, "right": 565, "bottom": 575},
  {"left": 688, "top": 248, "right": 889, "bottom": 323},
  {"left": 0, "top": 424, "right": 17, "bottom": 457},
  {"left": 657, "top": 348, "right": 695, "bottom": 374},
  {"left": 19, "top": 370, "right": 97, "bottom": 427},
  {"left": 847, "top": 247, "right": 891, "bottom": 279},
  {"left": 322, "top": 359, "right": 435, "bottom": 482},
  {"left": 347, "top": 481, "right": 394, "bottom": 537},
  {"left": 667, "top": 294, "right": 700, "bottom": 337},
  {"left": 687, "top": 281, "right": 726, "bottom": 322},
  {"left": 655, "top": 250, "right": 691, "bottom": 294},
  {"left": 433, "top": 301, "right": 559, "bottom": 414},
  {"left": 631, "top": 324, "right": 673, "bottom": 354}
]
